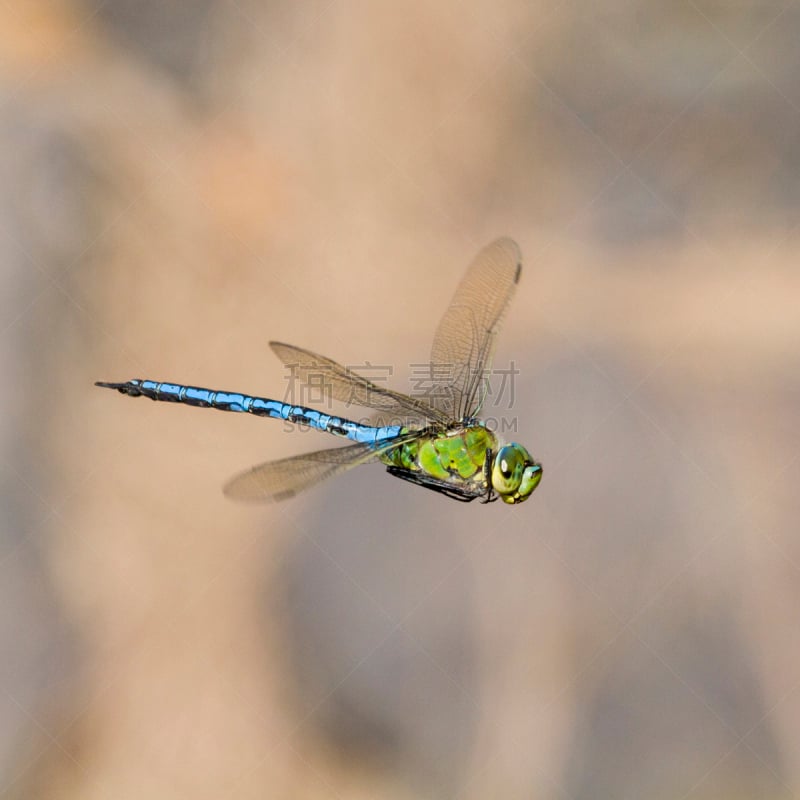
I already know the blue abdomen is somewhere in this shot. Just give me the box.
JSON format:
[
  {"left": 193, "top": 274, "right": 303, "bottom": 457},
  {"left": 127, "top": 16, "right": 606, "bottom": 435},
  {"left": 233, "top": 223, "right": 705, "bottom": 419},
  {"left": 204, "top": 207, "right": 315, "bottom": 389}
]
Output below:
[{"left": 95, "top": 379, "right": 402, "bottom": 444}]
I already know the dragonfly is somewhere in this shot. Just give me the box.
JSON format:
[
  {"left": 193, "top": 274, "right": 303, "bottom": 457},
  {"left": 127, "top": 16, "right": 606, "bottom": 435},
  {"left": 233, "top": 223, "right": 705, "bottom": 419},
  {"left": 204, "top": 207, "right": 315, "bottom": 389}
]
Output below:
[{"left": 97, "top": 238, "right": 542, "bottom": 504}]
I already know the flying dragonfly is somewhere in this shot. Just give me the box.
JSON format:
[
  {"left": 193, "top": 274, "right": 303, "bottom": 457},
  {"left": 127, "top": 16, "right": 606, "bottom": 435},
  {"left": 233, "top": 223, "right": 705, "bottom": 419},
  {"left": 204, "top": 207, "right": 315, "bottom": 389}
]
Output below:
[{"left": 97, "top": 238, "right": 543, "bottom": 504}]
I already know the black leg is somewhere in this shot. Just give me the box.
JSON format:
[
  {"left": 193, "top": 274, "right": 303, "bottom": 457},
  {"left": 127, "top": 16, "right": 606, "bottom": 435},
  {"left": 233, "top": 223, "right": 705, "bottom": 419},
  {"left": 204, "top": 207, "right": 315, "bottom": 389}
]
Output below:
[
  {"left": 385, "top": 466, "right": 485, "bottom": 503},
  {"left": 480, "top": 449, "right": 497, "bottom": 504}
]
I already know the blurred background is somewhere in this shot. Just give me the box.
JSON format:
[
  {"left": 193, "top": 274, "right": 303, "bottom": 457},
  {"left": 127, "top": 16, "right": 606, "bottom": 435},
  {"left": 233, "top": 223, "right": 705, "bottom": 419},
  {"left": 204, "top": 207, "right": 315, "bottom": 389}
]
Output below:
[{"left": 1, "top": 1, "right": 799, "bottom": 798}]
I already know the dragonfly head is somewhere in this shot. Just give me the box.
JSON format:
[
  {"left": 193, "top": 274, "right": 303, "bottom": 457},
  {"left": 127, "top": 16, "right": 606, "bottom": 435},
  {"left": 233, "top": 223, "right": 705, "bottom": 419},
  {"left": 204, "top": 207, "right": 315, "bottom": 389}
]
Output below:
[{"left": 491, "top": 444, "right": 543, "bottom": 504}]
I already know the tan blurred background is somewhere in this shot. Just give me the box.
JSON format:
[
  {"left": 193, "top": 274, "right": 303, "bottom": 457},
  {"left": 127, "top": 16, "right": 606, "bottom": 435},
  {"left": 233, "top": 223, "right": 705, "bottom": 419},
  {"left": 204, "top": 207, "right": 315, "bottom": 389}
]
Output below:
[{"left": 2, "top": 1, "right": 799, "bottom": 798}]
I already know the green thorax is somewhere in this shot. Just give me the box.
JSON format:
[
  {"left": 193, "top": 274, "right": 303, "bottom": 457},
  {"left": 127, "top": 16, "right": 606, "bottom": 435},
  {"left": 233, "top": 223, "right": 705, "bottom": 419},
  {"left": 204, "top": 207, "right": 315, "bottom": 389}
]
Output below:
[{"left": 380, "top": 425, "right": 497, "bottom": 486}]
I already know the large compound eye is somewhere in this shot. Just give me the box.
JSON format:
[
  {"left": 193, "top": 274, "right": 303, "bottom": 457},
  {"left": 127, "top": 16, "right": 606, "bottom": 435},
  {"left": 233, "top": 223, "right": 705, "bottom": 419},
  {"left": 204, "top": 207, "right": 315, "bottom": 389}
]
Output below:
[
  {"left": 492, "top": 444, "right": 542, "bottom": 504},
  {"left": 492, "top": 445, "right": 525, "bottom": 496}
]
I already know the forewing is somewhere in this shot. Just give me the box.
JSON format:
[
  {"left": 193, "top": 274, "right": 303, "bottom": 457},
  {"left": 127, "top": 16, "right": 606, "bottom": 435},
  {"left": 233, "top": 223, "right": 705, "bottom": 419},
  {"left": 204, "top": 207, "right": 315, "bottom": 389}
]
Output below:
[
  {"left": 270, "top": 342, "right": 448, "bottom": 428},
  {"left": 429, "top": 238, "right": 522, "bottom": 420}
]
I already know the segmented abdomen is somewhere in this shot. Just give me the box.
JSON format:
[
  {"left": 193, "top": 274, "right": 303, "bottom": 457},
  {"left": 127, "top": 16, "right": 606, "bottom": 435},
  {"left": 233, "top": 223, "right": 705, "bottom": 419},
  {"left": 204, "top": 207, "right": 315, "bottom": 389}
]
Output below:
[{"left": 95, "top": 379, "right": 403, "bottom": 444}]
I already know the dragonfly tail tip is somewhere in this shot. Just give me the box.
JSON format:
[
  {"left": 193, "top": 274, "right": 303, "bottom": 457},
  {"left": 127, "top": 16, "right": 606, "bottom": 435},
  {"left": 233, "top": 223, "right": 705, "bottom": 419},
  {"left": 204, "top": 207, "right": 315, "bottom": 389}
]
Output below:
[{"left": 95, "top": 380, "right": 130, "bottom": 392}]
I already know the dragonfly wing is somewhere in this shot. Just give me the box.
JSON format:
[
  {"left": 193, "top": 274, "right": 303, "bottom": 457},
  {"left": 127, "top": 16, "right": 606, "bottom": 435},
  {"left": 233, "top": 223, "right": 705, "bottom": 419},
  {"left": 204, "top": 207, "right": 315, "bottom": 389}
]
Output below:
[
  {"left": 223, "top": 430, "right": 425, "bottom": 503},
  {"left": 223, "top": 442, "right": 378, "bottom": 502},
  {"left": 270, "top": 341, "right": 449, "bottom": 428},
  {"left": 429, "top": 238, "right": 522, "bottom": 420}
]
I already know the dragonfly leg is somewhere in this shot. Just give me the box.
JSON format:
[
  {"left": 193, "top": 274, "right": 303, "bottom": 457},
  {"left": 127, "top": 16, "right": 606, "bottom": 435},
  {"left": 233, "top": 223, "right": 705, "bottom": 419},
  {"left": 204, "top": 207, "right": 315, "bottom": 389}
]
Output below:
[
  {"left": 480, "top": 449, "right": 497, "bottom": 504},
  {"left": 385, "top": 466, "right": 484, "bottom": 503}
]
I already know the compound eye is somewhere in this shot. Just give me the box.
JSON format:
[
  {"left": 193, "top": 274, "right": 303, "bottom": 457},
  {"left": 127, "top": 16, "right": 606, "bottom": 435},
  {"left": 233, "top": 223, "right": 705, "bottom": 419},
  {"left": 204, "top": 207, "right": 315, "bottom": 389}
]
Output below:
[{"left": 492, "top": 445, "right": 524, "bottom": 495}]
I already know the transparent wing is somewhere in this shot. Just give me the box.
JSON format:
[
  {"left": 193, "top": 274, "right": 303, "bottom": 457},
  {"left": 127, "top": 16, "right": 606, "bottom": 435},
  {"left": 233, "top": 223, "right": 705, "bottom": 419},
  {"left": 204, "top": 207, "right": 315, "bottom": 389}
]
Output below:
[
  {"left": 429, "top": 238, "right": 522, "bottom": 420},
  {"left": 223, "top": 431, "right": 423, "bottom": 503},
  {"left": 270, "top": 341, "right": 449, "bottom": 428}
]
